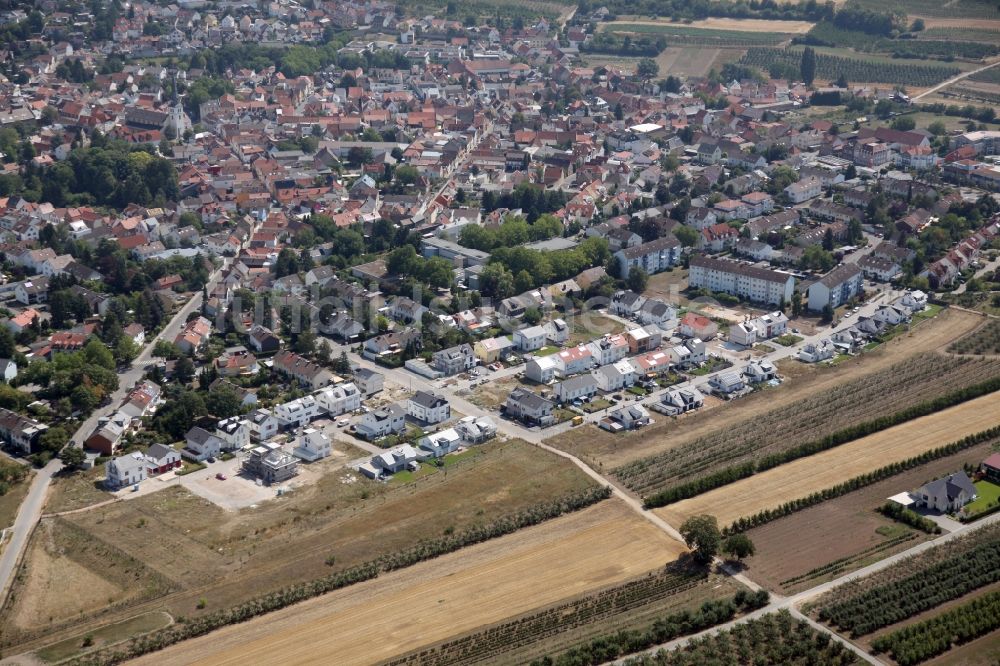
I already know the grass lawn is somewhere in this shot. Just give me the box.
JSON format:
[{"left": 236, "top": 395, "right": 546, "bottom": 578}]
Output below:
[
  {"left": 583, "top": 398, "right": 612, "bottom": 413},
  {"left": 35, "top": 612, "right": 172, "bottom": 663},
  {"left": 912, "top": 303, "right": 944, "bottom": 322},
  {"left": 45, "top": 468, "right": 111, "bottom": 514},
  {"left": 535, "top": 346, "right": 561, "bottom": 357},
  {"left": 175, "top": 461, "right": 206, "bottom": 476},
  {"left": 966, "top": 480, "right": 1000, "bottom": 517},
  {"left": 689, "top": 358, "right": 733, "bottom": 376},
  {"left": 773, "top": 334, "right": 804, "bottom": 347}
]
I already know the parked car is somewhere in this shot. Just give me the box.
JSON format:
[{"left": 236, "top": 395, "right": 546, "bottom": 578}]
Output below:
[
  {"left": 337, "top": 419, "right": 349, "bottom": 427},
  {"left": 216, "top": 473, "right": 226, "bottom": 480},
  {"left": 207, "top": 456, "right": 216, "bottom": 463}
]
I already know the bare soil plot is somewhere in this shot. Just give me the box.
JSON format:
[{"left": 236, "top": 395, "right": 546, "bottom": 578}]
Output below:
[
  {"left": 603, "top": 17, "right": 815, "bottom": 33},
  {"left": 656, "top": 390, "right": 1000, "bottom": 528},
  {"left": 463, "top": 374, "right": 523, "bottom": 409},
  {"left": 1, "top": 440, "right": 596, "bottom": 655},
  {"left": 914, "top": 17, "right": 1000, "bottom": 30},
  {"left": 545, "top": 307, "right": 984, "bottom": 471},
  {"left": 739, "top": 441, "right": 997, "bottom": 593},
  {"left": 127, "top": 500, "right": 685, "bottom": 666},
  {"left": 46, "top": 467, "right": 120, "bottom": 514}
]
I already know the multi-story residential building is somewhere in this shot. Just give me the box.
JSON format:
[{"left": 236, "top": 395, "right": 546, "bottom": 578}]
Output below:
[
  {"left": 806, "top": 264, "right": 864, "bottom": 312},
  {"left": 431, "top": 343, "right": 476, "bottom": 376},
  {"left": 613, "top": 236, "right": 681, "bottom": 279},
  {"left": 689, "top": 256, "right": 795, "bottom": 306},
  {"left": 273, "top": 350, "right": 334, "bottom": 389}
]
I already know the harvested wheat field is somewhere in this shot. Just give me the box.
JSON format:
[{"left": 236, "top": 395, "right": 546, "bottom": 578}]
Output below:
[
  {"left": 129, "top": 500, "right": 685, "bottom": 666},
  {"left": 657, "top": 390, "right": 1000, "bottom": 528},
  {"left": 607, "top": 17, "right": 816, "bottom": 33}
]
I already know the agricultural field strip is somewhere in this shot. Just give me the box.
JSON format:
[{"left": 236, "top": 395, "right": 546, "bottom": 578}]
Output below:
[
  {"left": 871, "top": 589, "right": 1000, "bottom": 666},
  {"left": 603, "top": 24, "right": 790, "bottom": 46},
  {"left": 814, "top": 524, "right": 1000, "bottom": 637},
  {"left": 125, "top": 503, "right": 685, "bottom": 666},
  {"left": 384, "top": 568, "right": 710, "bottom": 666},
  {"left": 615, "top": 355, "right": 1000, "bottom": 496},
  {"left": 949, "top": 319, "right": 1000, "bottom": 355},
  {"left": 740, "top": 47, "right": 962, "bottom": 85},
  {"left": 655, "top": 390, "right": 1000, "bottom": 527}
]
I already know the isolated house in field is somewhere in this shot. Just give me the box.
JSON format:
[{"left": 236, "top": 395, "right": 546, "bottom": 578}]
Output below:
[{"left": 916, "top": 472, "right": 977, "bottom": 513}]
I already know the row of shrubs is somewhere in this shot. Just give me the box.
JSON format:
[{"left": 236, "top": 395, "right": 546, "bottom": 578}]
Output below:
[
  {"left": 529, "top": 590, "right": 771, "bottom": 666},
  {"left": 644, "top": 377, "right": 1000, "bottom": 509},
  {"left": 65, "top": 486, "right": 612, "bottom": 666},
  {"left": 878, "top": 501, "right": 942, "bottom": 534},
  {"left": 724, "top": 426, "right": 1000, "bottom": 534}
]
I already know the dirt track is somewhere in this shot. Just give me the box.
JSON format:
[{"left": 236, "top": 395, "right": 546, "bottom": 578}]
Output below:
[
  {"left": 657, "top": 390, "right": 1000, "bottom": 528},
  {"left": 127, "top": 501, "right": 685, "bottom": 666}
]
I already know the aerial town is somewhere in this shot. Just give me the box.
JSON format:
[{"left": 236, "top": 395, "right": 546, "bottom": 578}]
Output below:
[{"left": 0, "top": 0, "right": 997, "bottom": 663}]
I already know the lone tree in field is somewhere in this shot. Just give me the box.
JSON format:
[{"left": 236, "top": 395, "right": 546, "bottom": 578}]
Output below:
[
  {"left": 680, "top": 514, "right": 721, "bottom": 564},
  {"left": 800, "top": 47, "right": 816, "bottom": 86},
  {"left": 722, "top": 533, "right": 756, "bottom": 561}
]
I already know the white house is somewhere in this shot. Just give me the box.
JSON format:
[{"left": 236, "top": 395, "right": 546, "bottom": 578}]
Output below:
[
  {"left": 613, "top": 236, "right": 682, "bottom": 279},
  {"left": 744, "top": 359, "right": 777, "bottom": 383},
  {"left": 418, "top": 428, "right": 463, "bottom": 459},
  {"left": 545, "top": 319, "right": 570, "bottom": 345},
  {"left": 689, "top": 256, "right": 795, "bottom": 306},
  {"left": 729, "top": 321, "right": 757, "bottom": 347},
  {"left": 105, "top": 451, "right": 148, "bottom": 489},
  {"left": 588, "top": 334, "right": 630, "bottom": 366},
  {"left": 513, "top": 325, "right": 548, "bottom": 352},
  {"left": 274, "top": 395, "right": 321, "bottom": 428},
  {"left": 183, "top": 426, "right": 224, "bottom": 461},
  {"left": 552, "top": 375, "right": 599, "bottom": 403},
  {"left": 873, "top": 304, "right": 910, "bottom": 327},
  {"left": 293, "top": 427, "right": 332, "bottom": 461},
  {"left": 356, "top": 403, "right": 406, "bottom": 440},
  {"left": 915, "top": 472, "right": 977, "bottom": 513},
  {"left": 798, "top": 340, "right": 835, "bottom": 363},
  {"left": 315, "top": 383, "right": 362, "bottom": 417},
  {"left": 896, "top": 290, "right": 928, "bottom": 312},
  {"left": 554, "top": 345, "right": 594, "bottom": 376},
  {"left": 593, "top": 359, "right": 637, "bottom": 392},
  {"left": 406, "top": 391, "right": 451, "bottom": 424},
  {"left": 215, "top": 416, "right": 251, "bottom": 451},
  {"left": 249, "top": 409, "right": 282, "bottom": 441},
  {"left": 602, "top": 404, "right": 651, "bottom": 431},
  {"left": 709, "top": 371, "right": 746, "bottom": 396},
  {"left": 654, "top": 387, "right": 704, "bottom": 415},
  {"left": 784, "top": 177, "right": 822, "bottom": 204},
  {"left": 455, "top": 416, "right": 497, "bottom": 443}
]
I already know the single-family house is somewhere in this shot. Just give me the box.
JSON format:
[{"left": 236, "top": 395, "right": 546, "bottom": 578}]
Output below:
[
  {"left": 431, "top": 344, "right": 476, "bottom": 376},
  {"left": 744, "top": 359, "right": 777, "bottom": 383},
  {"left": 602, "top": 404, "right": 650, "bottom": 431},
  {"left": 105, "top": 451, "right": 148, "bottom": 489},
  {"left": 183, "top": 426, "right": 224, "bottom": 461},
  {"left": 798, "top": 340, "right": 835, "bottom": 363},
  {"left": 552, "top": 375, "right": 599, "bottom": 403},
  {"left": 353, "top": 368, "right": 384, "bottom": 396},
  {"left": 524, "top": 355, "right": 560, "bottom": 383},
  {"left": 417, "top": 428, "right": 463, "bottom": 459},
  {"left": 215, "top": 416, "right": 251, "bottom": 451},
  {"left": 146, "top": 443, "right": 182, "bottom": 475},
  {"left": 679, "top": 313, "right": 718, "bottom": 340},
  {"left": 293, "top": 427, "right": 332, "bottom": 461},
  {"left": 274, "top": 395, "right": 321, "bottom": 428},
  {"left": 356, "top": 403, "right": 407, "bottom": 440},
  {"left": 654, "top": 387, "right": 704, "bottom": 416},
  {"left": 315, "top": 383, "right": 362, "bottom": 417},
  {"left": 916, "top": 472, "right": 977, "bottom": 513},
  {"left": 504, "top": 387, "right": 555, "bottom": 426},
  {"left": 406, "top": 391, "right": 451, "bottom": 424},
  {"left": 709, "top": 371, "right": 746, "bottom": 396},
  {"left": 513, "top": 325, "right": 548, "bottom": 352}
]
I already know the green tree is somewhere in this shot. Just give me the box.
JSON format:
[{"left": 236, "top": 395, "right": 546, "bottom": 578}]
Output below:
[
  {"left": 822, "top": 227, "right": 835, "bottom": 251},
  {"left": 821, "top": 303, "right": 834, "bottom": 324},
  {"left": 673, "top": 225, "right": 699, "bottom": 247},
  {"left": 59, "top": 445, "right": 86, "bottom": 470},
  {"left": 175, "top": 356, "right": 195, "bottom": 384},
  {"left": 627, "top": 266, "right": 649, "bottom": 293},
  {"left": 722, "top": 533, "right": 756, "bottom": 561},
  {"left": 800, "top": 46, "right": 816, "bottom": 86},
  {"left": 680, "top": 514, "right": 721, "bottom": 564},
  {"left": 205, "top": 384, "right": 241, "bottom": 419},
  {"left": 636, "top": 58, "right": 659, "bottom": 81},
  {"left": 791, "top": 291, "right": 803, "bottom": 318}
]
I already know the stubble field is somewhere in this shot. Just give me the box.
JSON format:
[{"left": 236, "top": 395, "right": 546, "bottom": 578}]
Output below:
[
  {"left": 655, "top": 390, "right": 1000, "bottom": 528},
  {"left": 127, "top": 500, "right": 685, "bottom": 666}
]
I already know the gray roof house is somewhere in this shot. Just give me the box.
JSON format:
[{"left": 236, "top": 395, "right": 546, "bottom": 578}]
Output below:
[
  {"left": 504, "top": 387, "right": 555, "bottom": 427},
  {"left": 917, "top": 472, "right": 977, "bottom": 513}
]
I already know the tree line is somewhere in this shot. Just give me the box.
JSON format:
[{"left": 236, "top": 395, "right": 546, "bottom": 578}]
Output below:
[
  {"left": 642, "top": 376, "right": 1000, "bottom": 509},
  {"left": 724, "top": 425, "right": 1000, "bottom": 534},
  {"left": 872, "top": 589, "right": 1000, "bottom": 665},
  {"left": 819, "top": 540, "right": 1000, "bottom": 637},
  {"left": 530, "top": 591, "right": 770, "bottom": 666}
]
